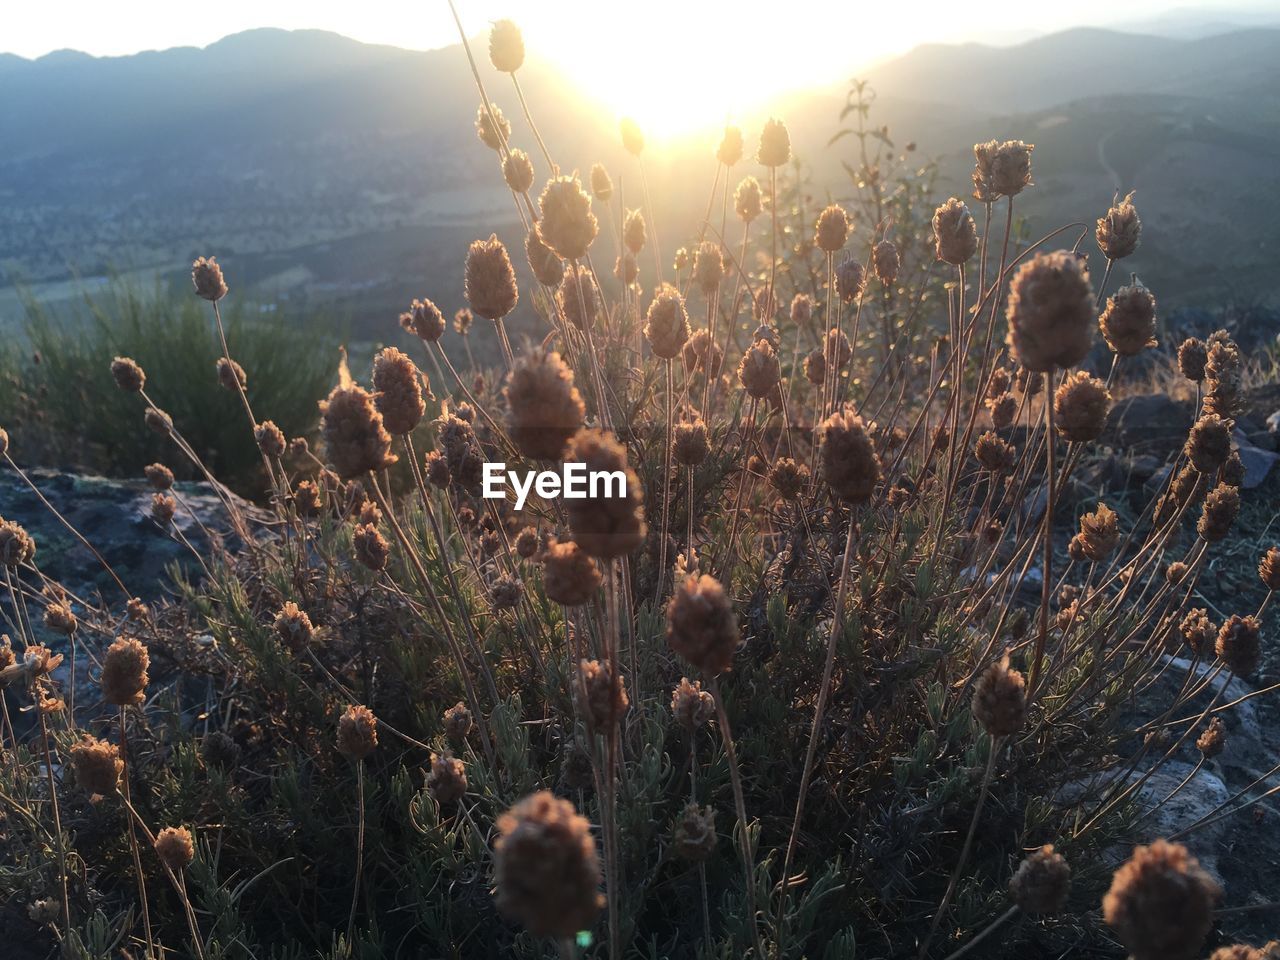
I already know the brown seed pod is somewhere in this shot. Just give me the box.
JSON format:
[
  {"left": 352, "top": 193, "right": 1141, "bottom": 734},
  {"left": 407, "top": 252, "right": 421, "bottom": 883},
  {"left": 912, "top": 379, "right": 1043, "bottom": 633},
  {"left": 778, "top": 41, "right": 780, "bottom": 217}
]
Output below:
[
  {"left": 443, "top": 701, "right": 472, "bottom": 741},
  {"left": 541, "top": 538, "right": 602, "bottom": 606},
  {"left": 336, "top": 704, "right": 378, "bottom": 760},
  {"left": 1100, "top": 283, "right": 1157, "bottom": 356},
  {"left": 673, "top": 803, "right": 717, "bottom": 862},
  {"left": 490, "top": 575, "right": 524, "bottom": 611},
  {"left": 815, "top": 204, "right": 850, "bottom": 253},
  {"left": 514, "top": 526, "right": 539, "bottom": 559},
  {"left": 734, "top": 176, "right": 763, "bottom": 222},
  {"left": 1259, "top": 546, "right": 1280, "bottom": 591},
  {"left": 1009, "top": 845, "right": 1071, "bottom": 914},
  {"left": 537, "top": 175, "right": 598, "bottom": 261},
  {"left": 111, "top": 356, "right": 146, "bottom": 393},
  {"left": 578, "top": 658, "right": 629, "bottom": 730},
  {"left": 1096, "top": 191, "right": 1142, "bottom": 260},
  {"left": 1197, "top": 483, "right": 1240, "bottom": 542},
  {"left": 502, "top": 149, "right": 535, "bottom": 193},
  {"left": 623, "top": 208, "right": 647, "bottom": 255},
  {"left": 70, "top": 736, "right": 123, "bottom": 798},
  {"left": 614, "top": 253, "right": 638, "bottom": 285},
  {"left": 526, "top": 228, "right": 566, "bottom": 288},
  {"left": 873, "top": 239, "right": 900, "bottom": 286},
  {"left": 672, "top": 420, "right": 709, "bottom": 467},
  {"left": 426, "top": 751, "right": 468, "bottom": 805},
  {"left": 101, "top": 636, "right": 149, "bottom": 706},
  {"left": 972, "top": 655, "right": 1027, "bottom": 737},
  {"left": 973, "top": 139, "right": 1033, "bottom": 200},
  {"left": 1216, "top": 614, "right": 1261, "bottom": 676},
  {"left": 716, "top": 125, "right": 743, "bottom": 166},
  {"left": 768, "top": 457, "right": 810, "bottom": 500},
  {"left": 475, "top": 102, "right": 510, "bottom": 151},
  {"left": 988, "top": 392, "right": 1018, "bottom": 430},
  {"left": 645, "top": 284, "right": 692, "bottom": 360},
  {"left": 1178, "top": 338, "right": 1208, "bottom": 383},
  {"left": 819, "top": 408, "right": 881, "bottom": 503},
  {"left": 465, "top": 234, "right": 519, "bottom": 321},
  {"left": 320, "top": 384, "right": 398, "bottom": 480},
  {"left": 494, "top": 791, "right": 603, "bottom": 938},
  {"left": 666, "top": 574, "right": 739, "bottom": 676},
  {"left": 835, "top": 258, "right": 866, "bottom": 304},
  {"left": 692, "top": 241, "right": 724, "bottom": 295},
  {"left": 933, "top": 198, "right": 978, "bottom": 265},
  {"left": 504, "top": 349, "right": 585, "bottom": 461},
  {"left": 1054, "top": 371, "right": 1111, "bottom": 443},
  {"left": 0, "top": 520, "right": 36, "bottom": 568},
  {"left": 589, "top": 163, "right": 612, "bottom": 202},
  {"left": 273, "top": 601, "right": 313, "bottom": 653},
  {"left": 1186, "top": 413, "right": 1233, "bottom": 475},
  {"left": 217, "top": 356, "right": 246, "bottom": 391},
  {"left": 738, "top": 340, "right": 781, "bottom": 399},
  {"left": 804, "top": 349, "right": 826, "bottom": 385},
  {"left": 155, "top": 826, "right": 195, "bottom": 872},
  {"left": 975, "top": 431, "right": 1016, "bottom": 474},
  {"left": 1006, "top": 251, "right": 1095, "bottom": 372},
  {"left": 255, "top": 420, "right": 286, "bottom": 458},
  {"left": 353, "top": 523, "right": 389, "bottom": 571},
  {"left": 488, "top": 19, "right": 524, "bottom": 72},
  {"left": 1196, "top": 717, "right": 1227, "bottom": 758},
  {"left": 557, "top": 264, "right": 598, "bottom": 330},
  {"left": 1103, "top": 839, "right": 1220, "bottom": 960},
  {"left": 191, "top": 256, "right": 228, "bottom": 301},
  {"left": 564, "top": 430, "right": 646, "bottom": 558},
  {"left": 756, "top": 117, "right": 791, "bottom": 167},
  {"left": 670, "top": 677, "right": 715, "bottom": 730},
  {"left": 1077, "top": 502, "right": 1119, "bottom": 561},
  {"left": 790, "top": 294, "right": 813, "bottom": 326}
]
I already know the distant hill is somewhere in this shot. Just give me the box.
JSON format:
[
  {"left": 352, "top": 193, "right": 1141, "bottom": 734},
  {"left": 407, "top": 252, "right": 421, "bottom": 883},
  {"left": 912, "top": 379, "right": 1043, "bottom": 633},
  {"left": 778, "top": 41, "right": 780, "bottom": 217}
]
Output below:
[{"left": 2, "top": 25, "right": 1277, "bottom": 336}]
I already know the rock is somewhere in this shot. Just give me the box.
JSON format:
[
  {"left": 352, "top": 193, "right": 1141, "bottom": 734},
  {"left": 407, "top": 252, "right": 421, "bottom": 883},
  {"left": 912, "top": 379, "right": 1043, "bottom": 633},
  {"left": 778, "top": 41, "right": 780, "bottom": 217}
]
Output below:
[
  {"left": 1267, "top": 409, "right": 1280, "bottom": 436},
  {"left": 1105, "top": 394, "right": 1194, "bottom": 459},
  {"left": 1232, "top": 429, "right": 1279, "bottom": 489}
]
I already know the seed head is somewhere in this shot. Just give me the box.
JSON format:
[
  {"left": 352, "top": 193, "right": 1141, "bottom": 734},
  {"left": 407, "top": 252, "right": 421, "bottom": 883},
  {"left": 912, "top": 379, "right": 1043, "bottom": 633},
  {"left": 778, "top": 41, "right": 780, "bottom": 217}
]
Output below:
[
  {"left": 1009, "top": 845, "right": 1071, "bottom": 913},
  {"left": 1178, "top": 338, "right": 1208, "bottom": 382},
  {"left": 578, "top": 658, "right": 629, "bottom": 730},
  {"left": 734, "top": 176, "right": 763, "bottom": 222},
  {"left": 1196, "top": 717, "right": 1227, "bottom": 758},
  {"left": 835, "top": 257, "right": 866, "bottom": 303},
  {"left": 371, "top": 347, "right": 426, "bottom": 436},
  {"left": 672, "top": 420, "right": 709, "bottom": 467},
  {"left": 674, "top": 803, "right": 717, "bottom": 862},
  {"left": 804, "top": 349, "right": 826, "bottom": 385},
  {"left": 437, "top": 414, "right": 484, "bottom": 494},
  {"left": 1006, "top": 251, "right": 1095, "bottom": 372},
  {"left": 273, "top": 601, "right": 314, "bottom": 653},
  {"left": 70, "top": 735, "right": 123, "bottom": 798},
  {"left": 692, "top": 241, "right": 723, "bottom": 295},
  {"left": 294, "top": 479, "right": 322, "bottom": 515},
  {"left": 790, "top": 294, "right": 813, "bottom": 327},
  {"left": 514, "top": 527, "right": 539, "bottom": 559},
  {"left": 101, "top": 636, "right": 149, "bottom": 706},
  {"left": 353, "top": 523, "right": 389, "bottom": 571},
  {"left": 488, "top": 19, "right": 524, "bottom": 72},
  {"left": 1204, "top": 334, "right": 1243, "bottom": 419},
  {"left": 475, "top": 102, "right": 510, "bottom": 151},
  {"left": 988, "top": 392, "right": 1018, "bottom": 430},
  {"left": 465, "top": 234, "right": 519, "bottom": 321},
  {"left": 589, "top": 162, "right": 612, "bottom": 201},
  {"left": 975, "top": 431, "right": 1016, "bottom": 474},
  {"left": 556, "top": 264, "right": 598, "bottom": 330},
  {"left": 0, "top": 520, "right": 36, "bottom": 568},
  {"left": 738, "top": 340, "right": 781, "bottom": 399},
  {"left": 1186, "top": 414, "right": 1233, "bottom": 474},
  {"left": 155, "top": 826, "right": 195, "bottom": 873},
  {"left": 1100, "top": 283, "right": 1158, "bottom": 356},
  {"left": 757, "top": 117, "right": 790, "bottom": 167},
  {"left": 494, "top": 791, "right": 603, "bottom": 938},
  {"left": 320, "top": 384, "right": 397, "bottom": 479},
  {"left": 565, "top": 430, "right": 646, "bottom": 558},
  {"left": 873, "top": 239, "right": 900, "bottom": 286},
  {"left": 337, "top": 704, "right": 378, "bottom": 760},
  {"left": 504, "top": 349, "right": 584, "bottom": 461},
  {"left": 254, "top": 420, "right": 286, "bottom": 458},
  {"left": 44, "top": 602, "right": 77, "bottom": 635},
  {"left": 717, "top": 125, "right": 743, "bottom": 166},
  {"left": 490, "top": 575, "right": 524, "bottom": 610},
  {"left": 1097, "top": 191, "right": 1142, "bottom": 260},
  {"left": 768, "top": 457, "right": 810, "bottom": 500},
  {"left": 645, "top": 284, "right": 691, "bottom": 360},
  {"left": 666, "top": 574, "right": 739, "bottom": 675},
  {"left": 973, "top": 139, "right": 1033, "bottom": 199},
  {"left": 217, "top": 357, "right": 246, "bottom": 391},
  {"left": 111, "top": 356, "right": 146, "bottom": 393},
  {"left": 1071, "top": 502, "right": 1119, "bottom": 562},
  {"left": 620, "top": 117, "right": 644, "bottom": 155},
  {"left": 1259, "top": 547, "right": 1280, "bottom": 591},
  {"left": 1216, "top": 614, "right": 1261, "bottom": 676},
  {"left": 425, "top": 751, "right": 468, "bottom": 806},
  {"left": 1197, "top": 483, "right": 1240, "bottom": 542},
  {"left": 683, "top": 329, "right": 723, "bottom": 380},
  {"left": 819, "top": 408, "right": 881, "bottom": 503},
  {"left": 501, "top": 148, "right": 535, "bottom": 193},
  {"left": 542, "top": 537, "right": 602, "bottom": 606},
  {"left": 623, "top": 208, "right": 647, "bottom": 255},
  {"left": 1180, "top": 608, "right": 1216, "bottom": 656},
  {"left": 443, "top": 701, "right": 472, "bottom": 741},
  {"left": 670, "top": 677, "right": 715, "bottom": 730},
  {"left": 615, "top": 253, "right": 638, "bottom": 285},
  {"left": 972, "top": 655, "right": 1027, "bottom": 737},
  {"left": 191, "top": 256, "right": 228, "bottom": 301},
  {"left": 933, "top": 198, "right": 978, "bottom": 264},
  {"left": 1054, "top": 371, "right": 1111, "bottom": 443},
  {"left": 537, "top": 176, "right": 598, "bottom": 261},
  {"left": 815, "top": 204, "right": 850, "bottom": 253},
  {"left": 1103, "top": 839, "right": 1220, "bottom": 960},
  {"left": 404, "top": 298, "right": 445, "bottom": 342}
]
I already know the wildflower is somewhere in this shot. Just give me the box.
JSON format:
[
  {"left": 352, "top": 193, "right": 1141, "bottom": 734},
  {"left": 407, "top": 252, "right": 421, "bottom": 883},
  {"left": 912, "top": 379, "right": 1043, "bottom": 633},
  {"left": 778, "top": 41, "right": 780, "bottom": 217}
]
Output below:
[
  {"left": 873, "top": 239, "right": 900, "bottom": 286},
  {"left": 44, "top": 602, "right": 77, "bottom": 635},
  {"left": 667, "top": 574, "right": 739, "bottom": 675},
  {"left": 579, "top": 658, "right": 629, "bottom": 729},
  {"left": 589, "top": 162, "right": 612, "bottom": 201},
  {"left": 670, "top": 677, "right": 715, "bottom": 729},
  {"left": 465, "top": 234, "right": 519, "bottom": 321},
  {"left": 191, "top": 256, "right": 228, "bottom": 301},
  {"left": 815, "top": 204, "right": 850, "bottom": 253},
  {"left": 426, "top": 752, "right": 468, "bottom": 806},
  {"left": 1259, "top": 547, "right": 1280, "bottom": 591},
  {"left": 1054, "top": 371, "right": 1111, "bottom": 442},
  {"left": 353, "top": 523, "right": 389, "bottom": 571},
  {"left": 1178, "top": 338, "right": 1208, "bottom": 383},
  {"left": 673, "top": 420, "right": 709, "bottom": 467},
  {"left": 1197, "top": 717, "right": 1226, "bottom": 758},
  {"left": 404, "top": 298, "right": 445, "bottom": 343},
  {"left": 1100, "top": 283, "right": 1157, "bottom": 356},
  {"left": 933, "top": 198, "right": 978, "bottom": 265},
  {"left": 769, "top": 458, "right": 810, "bottom": 500},
  {"left": 475, "top": 102, "right": 510, "bottom": 151},
  {"left": 645, "top": 284, "right": 691, "bottom": 359},
  {"left": 975, "top": 431, "right": 1016, "bottom": 474},
  {"left": 757, "top": 117, "right": 790, "bottom": 167},
  {"left": 101, "top": 636, "right": 149, "bottom": 706},
  {"left": 320, "top": 384, "right": 397, "bottom": 480},
  {"left": 337, "top": 704, "right": 378, "bottom": 760},
  {"left": 504, "top": 349, "right": 584, "bottom": 461},
  {"left": 443, "top": 702, "right": 472, "bottom": 741},
  {"left": 537, "top": 175, "right": 598, "bottom": 261},
  {"left": 70, "top": 736, "right": 123, "bottom": 798},
  {"left": 155, "top": 826, "right": 195, "bottom": 872},
  {"left": 488, "top": 19, "right": 524, "bottom": 72},
  {"left": 1197, "top": 483, "right": 1240, "bottom": 542},
  {"left": 0, "top": 520, "right": 36, "bottom": 567},
  {"left": 738, "top": 339, "right": 781, "bottom": 399},
  {"left": 1216, "top": 614, "right": 1261, "bottom": 676},
  {"left": 1167, "top": 561, "right": 1188, "bottom": 584},
  {"left": 716, "top": 125, "right": 743, "bottom": 166},
  {"left": 1009, "top": 845, "right": 1071, "bottom": 913},
  {"left": 1097, "top": 191, "right": 1142, "bottom": 260},
  {"left": 294, "top": 479, "right": 322, "bottom": 515},
  {"left": 499, "top": 148, "right": 536, "bottom": 194},
  {"left": 1006, "top": 251, "right": 1095, "bottom": 372},
  {"left": 623, "top": 208, "right": 647, "bottom": 254},
  {"left": 514, "top": 527, "right": 539, "bottom": 559},
  {"left": 734, "top": 176, "right": 763, "bottom": 222},
  {"left": 972, "top": 655, "right": 1027, "bottom": 737},
  {"left": 693, "top": 241, "right": 723, "bottom": 295},
  {"left": 674, "top": 803, "right": 717, "bottom": 862},
  {"left": 1204, "top": 335, "right": 1243, "bottom": 419},
  {"left": 255, "top": 420, "right": 286, "bottom": 458},
  {"left": 144, "top": 463, "right": 174, "bottom": 490},
  {"left": 453, "top": 308, "right": 473, "bottom": 335},
  {"left": 988, "top": 392, "right": 1018, "bottom": 430},
  {"left": 565, "top": 430, "right": 646, "bottom": 558},
  {"left": 521, "top": 229, "right": 564, "bottom": 288},
  {"left": 790, "top": 294, "right": 813, "bottom": 327},
  {"left": 556, "top": 264, "right": 598, "bottom": 330},
  {"left": 111, "top": 356, "right": 146, "bottom": 393},
  {"left": 494, "top": 791, "right": 603, "bottom": 938},
  {"left": 542, "top": 538, "right": 602, "bottom": 606},
  {"left": 836, "top": 258, "right": 866, "bottom": 303},
  {"left": 683, "top": 329, "right": 723, "bottom": 378},
  {"left": 973, "top": 139, "right": 1034, "bottom": 199},
  {"left": 615, "top": 253, "right": 638, "bottom": 285},
  {"left": 620, "top": 117, "right": 644, "bottom": 155},
  {"left": 217, "top": 356, "right": 246, "bottom": 391},
  {"left": 1186, "top": 414, "right": 1233, "bottom": 474},
  {"left": 1074, "top": 503, "right": 1119, "bottom": 561},
  {"left": 1103, "top": 839, "right": 1220, "bottom": 960},
  {"left": 820, "top": 408, "right": 881, "bottom": 503},
  {"left": 804, "top": 349, "right": 826, "bottom": 385},
  {"left": 202, "top": 730, "right": 241, "bottom": 769}
]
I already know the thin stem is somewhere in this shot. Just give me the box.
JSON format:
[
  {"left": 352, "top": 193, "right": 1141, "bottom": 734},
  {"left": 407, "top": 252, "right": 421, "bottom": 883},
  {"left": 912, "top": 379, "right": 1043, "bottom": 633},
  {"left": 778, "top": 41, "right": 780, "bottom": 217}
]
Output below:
[
  {"left": 347, "top": 758, "right": 366, "bottom": 946},
  {"left": 1027, "top": 369, "right": 1056, "bottom": 698},
  {"left": 120, "top": 707, "right": 156, "bottom": 960}
]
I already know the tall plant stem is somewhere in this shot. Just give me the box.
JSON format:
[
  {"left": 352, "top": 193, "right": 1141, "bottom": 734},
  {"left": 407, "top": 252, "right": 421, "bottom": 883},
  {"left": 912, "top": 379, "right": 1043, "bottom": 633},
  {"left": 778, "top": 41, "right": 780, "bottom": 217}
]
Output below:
[
  {"left": 716, "top": 397, "right": 759, "bottom": 577},
  {"left": 346, "top": 758, "right": 366, "bottom": 947},
  {"left": 509, "top": 73, "right": 555, "bottom": 175},
  {"left": 119, "top": 707, "right": 156, "bottom": 960},
  {"left": 119, "top": 795, "right": 206, "bottom": 960},
  {"left": 639, "top": 157, "right": 663, "bottom": 286},
  {"left": 917, "top": 742, "right": 1000, "bottom": 959},
  {"left": 706, "top": 675, "right": 765, "bottom": 959},
  {"left": 1027, "top": 368, "right": 1056, "bottom": 697},
  {"left": 657, "top": 359, "right": 674, "bottom": 597},
  {"left": 36, "top": 702, "right": 72, "bottom": 937},
  {"left": 939, "top": 905, "right": 1019, "bottom": 960}
]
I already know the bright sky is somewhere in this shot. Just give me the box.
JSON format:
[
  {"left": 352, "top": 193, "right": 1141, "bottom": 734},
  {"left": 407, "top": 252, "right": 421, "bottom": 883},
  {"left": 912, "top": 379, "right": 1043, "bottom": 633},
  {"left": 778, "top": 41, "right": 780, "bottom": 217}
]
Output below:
[{"left": 6, "top": 1, "right": 1274, "bottom": 137}]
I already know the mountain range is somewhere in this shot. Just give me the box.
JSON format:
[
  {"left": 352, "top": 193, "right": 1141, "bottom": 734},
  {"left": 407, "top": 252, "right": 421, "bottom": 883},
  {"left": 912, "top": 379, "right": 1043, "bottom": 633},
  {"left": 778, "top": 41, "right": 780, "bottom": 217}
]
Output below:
[{"left": 2, "top": 22, "right": 1278, "bottom": 334}]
